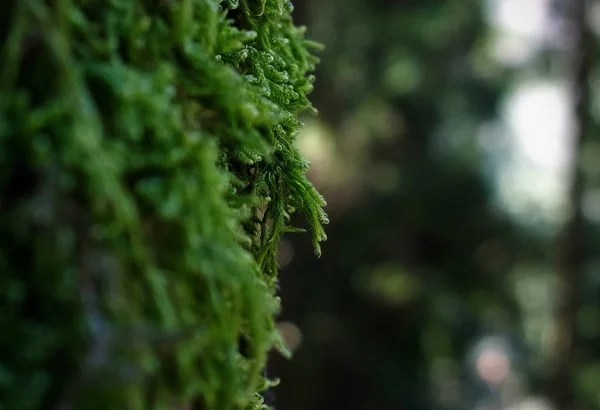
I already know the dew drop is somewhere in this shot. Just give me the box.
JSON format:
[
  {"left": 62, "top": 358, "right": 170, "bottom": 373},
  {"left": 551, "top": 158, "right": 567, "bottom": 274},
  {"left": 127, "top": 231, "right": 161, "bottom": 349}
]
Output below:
[
  {"left": 285, "top": 0, "right": 294, "bottom": 13},
  {"left": 243, "top": 30, "right": 258, "bottom": 41}
]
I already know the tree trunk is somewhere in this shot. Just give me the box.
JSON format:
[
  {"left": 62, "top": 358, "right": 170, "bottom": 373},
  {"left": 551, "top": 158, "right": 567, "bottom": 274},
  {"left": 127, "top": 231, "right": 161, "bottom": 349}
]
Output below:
[{"left": 550, "top": 0, "right": 592, "bottom": 408}]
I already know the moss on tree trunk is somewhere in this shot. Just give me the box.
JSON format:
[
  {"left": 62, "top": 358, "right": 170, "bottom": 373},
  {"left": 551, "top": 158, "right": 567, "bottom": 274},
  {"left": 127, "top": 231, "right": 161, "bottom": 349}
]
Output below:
[{"left": 0, "top": 1, "right": 326, "bottom": 409}]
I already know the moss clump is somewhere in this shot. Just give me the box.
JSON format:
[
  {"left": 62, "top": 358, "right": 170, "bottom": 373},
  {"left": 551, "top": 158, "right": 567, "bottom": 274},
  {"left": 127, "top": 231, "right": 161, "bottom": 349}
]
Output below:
[{"left": 0, "top": 1, "right": 326, "bottom": 409}]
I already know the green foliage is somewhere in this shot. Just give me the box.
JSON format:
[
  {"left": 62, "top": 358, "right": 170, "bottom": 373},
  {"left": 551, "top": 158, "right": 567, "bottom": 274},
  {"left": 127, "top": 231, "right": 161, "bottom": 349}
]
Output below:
[{"left": 0, "top": 1, "right": 326, "bottom": 409}]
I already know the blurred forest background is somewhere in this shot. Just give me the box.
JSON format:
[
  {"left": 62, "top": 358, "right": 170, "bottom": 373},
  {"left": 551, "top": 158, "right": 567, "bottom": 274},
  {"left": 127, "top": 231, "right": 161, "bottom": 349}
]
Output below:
[{"left": 269, "top": 0, "right": 600, "bottom": 409}]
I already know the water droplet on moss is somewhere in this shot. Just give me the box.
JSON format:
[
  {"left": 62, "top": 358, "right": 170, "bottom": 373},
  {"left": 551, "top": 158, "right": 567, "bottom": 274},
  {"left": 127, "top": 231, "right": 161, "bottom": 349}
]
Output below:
[
  {"left": 243, "top": 30, "right": 258, "bottom": 41},
  {"left": 285, "top": 0, "right": 294, "bottom": 13}
]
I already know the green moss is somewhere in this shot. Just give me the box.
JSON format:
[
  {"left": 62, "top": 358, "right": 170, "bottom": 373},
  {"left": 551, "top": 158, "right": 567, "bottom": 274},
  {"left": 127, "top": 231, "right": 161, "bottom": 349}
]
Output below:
[{"left": 0, "top": 1, "right": 326, "bottom": 409}]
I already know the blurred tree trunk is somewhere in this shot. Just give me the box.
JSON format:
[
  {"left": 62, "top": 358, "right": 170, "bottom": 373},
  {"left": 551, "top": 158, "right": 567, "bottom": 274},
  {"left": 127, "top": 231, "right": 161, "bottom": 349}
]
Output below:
[{"left": 550, "top": 0, "right": 592, "bottom": 408}]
